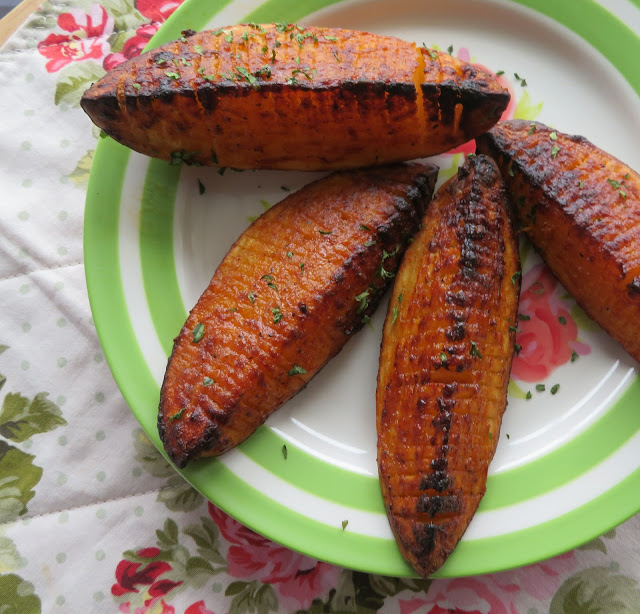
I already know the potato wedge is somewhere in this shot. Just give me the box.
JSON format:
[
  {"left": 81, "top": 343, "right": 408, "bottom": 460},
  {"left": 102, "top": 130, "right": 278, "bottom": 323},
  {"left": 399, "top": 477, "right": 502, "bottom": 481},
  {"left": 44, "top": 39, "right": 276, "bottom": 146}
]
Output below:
[
  {"left": 159, "top": 163, "right": 438, "bottom": 467},
  {"left": 376, "top": 154, "right": 520, "bottom": 577},
  {"left": 477, "top": 120, "right": 640, "bottom": 362},
  {"left": 81, "top": 24, "right": 509, "bottom": 170}
]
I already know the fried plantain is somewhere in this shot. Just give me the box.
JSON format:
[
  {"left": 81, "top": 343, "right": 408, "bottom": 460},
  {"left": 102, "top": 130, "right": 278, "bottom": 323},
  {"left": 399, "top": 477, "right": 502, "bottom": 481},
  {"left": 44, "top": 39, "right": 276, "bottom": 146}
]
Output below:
[
  {"left": 81, "top": 24, "right": 509, "bottom": 170},
  {"left": 477, "top": 119, "right": 640, "bottom": 362},
  {"left": 376, "top": 154, "right": 520, "bottom": 577},
  {"left": 159, "top": 163, "right": 438, "bottom": 467}
]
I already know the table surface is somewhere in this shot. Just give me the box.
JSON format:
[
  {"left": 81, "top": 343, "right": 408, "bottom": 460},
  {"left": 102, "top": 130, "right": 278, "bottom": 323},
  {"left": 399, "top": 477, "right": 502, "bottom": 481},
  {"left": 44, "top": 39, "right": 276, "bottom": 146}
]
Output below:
[{"left": 1, "top": 1, "right": 639, "bottom": 612}]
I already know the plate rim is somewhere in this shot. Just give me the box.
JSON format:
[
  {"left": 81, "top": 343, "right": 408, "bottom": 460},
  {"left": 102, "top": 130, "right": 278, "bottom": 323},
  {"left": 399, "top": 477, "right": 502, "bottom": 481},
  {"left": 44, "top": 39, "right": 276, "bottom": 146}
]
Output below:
[{"left": 84, "top": 0, "right": 640, "bottom": 577}]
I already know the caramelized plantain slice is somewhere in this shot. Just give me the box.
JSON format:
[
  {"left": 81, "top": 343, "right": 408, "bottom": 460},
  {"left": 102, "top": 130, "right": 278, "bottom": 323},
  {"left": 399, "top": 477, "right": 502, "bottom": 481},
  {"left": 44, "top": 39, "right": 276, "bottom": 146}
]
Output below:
[
  {"left": 159, "top": 163, "right": 438, "bottom": 467},
  {"left": 81, "top": 24, "right": 509, "bottom": 170},
  {"left": 376, "top": 154, "right": 520, "bottom": 577},
  {"left": 477, "top": 119, "right": 640, "bottom": 362}
]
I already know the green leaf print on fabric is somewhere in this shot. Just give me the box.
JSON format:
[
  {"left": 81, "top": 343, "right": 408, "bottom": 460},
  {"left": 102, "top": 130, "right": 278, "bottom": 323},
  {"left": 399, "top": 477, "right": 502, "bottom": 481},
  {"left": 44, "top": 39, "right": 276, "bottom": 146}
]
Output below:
[
  {"left": 0, "top": 392, "right": 66, "bottom": 442},
  {"left": 134, "top": 428, "right": 204, "bottom": 511},
  {"left": 69, "top": 149, "right": 95, "bottom": 186},
  {"left": 0, "top": 537, "right": 26, "bottom": 574},
  {"left": 226, "top": 580, "right": 278, "bottom": 614},
  {"left": 54, "top": 62, "right": 105, "bottom": 107},
  {"left": 550, "top": 566, "right": 640, "bottom": 613},
  {"left": 578, "top": 528, "right": 617, "bottom": 555},
  {"left": 0, "top": 441, "right": 43, "bottom": 524},
  {"left": 0, "top": 573, "right": 40, "bottom": 614},
  {"left": 103, "top": 0, "right": 145, "bottom": 34}
]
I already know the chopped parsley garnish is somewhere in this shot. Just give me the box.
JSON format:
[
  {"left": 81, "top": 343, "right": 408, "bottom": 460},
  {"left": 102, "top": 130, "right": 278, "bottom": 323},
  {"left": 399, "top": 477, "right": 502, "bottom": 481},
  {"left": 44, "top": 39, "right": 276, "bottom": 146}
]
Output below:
[
  {"left": 360, "top": 224, "right": 371, "bottom": 231},
  {"left": 364, "top": 240, "right": 376, "bottom": 247},
  {"left": 511, "top": 271, "right": 522, "bottom": 285},
  {"left": 439, "top": 351, "right": 448, "bottom": 363},
  {"left": 272, "top": 306, "right": 283, "bottom": 323},
  {"left": 489, "top": 431, "right": 493, "bottom": 441},
  {"left": 299, "top": 262, "right": 305, "bottom": 272},
  {"left": 203, "top": 377, "right": 214, "bottom": 386},
  {"left": 447, "top": 44, "right": 454, "bottom": 54},
  {"left": 235, "top": 66, "right": 258, "bottom": 85},
  {"left": 169, "top": 408, "right": 184, "bottom": 421},
  {"left": 514, "top": 72, "right": 527, "bottom": 86},
  {"left": 132, "top": 82, "right": 141, "bottom": 90},
  {"left": 509, "top": 325, "right": 520, "bottom": 333},
  {"left": 526, "top": 391, "right": 532, "bottom": 400},
  {"left": 527, "top": 124, "right": 537, "bottom": 135},
  {"left": 571, "top": 350, "right": 579, "bottom": 362},
  {"left": 286, "top": 251, "right": 293, "bottom": 259},
  {"left": 496, "top": 70, "right": 505, "bottom": 76},
  {"left": 535, "top": 384, "right": 545, "bottom": 392},
  {"left": 355, "top": 290, "right": 370, "bottom": 313},
  {"left": 170, "top": 150, "right": 200, "bottom": 166},
  {"left": 341, "top": 520, "right": 348, "bottom": 530},
  {"left": 224, "top": 33, "right": 233, "bottom": 43},
  {"left": 262, "top": 274, "right": 278, "bottom": 290},
  {"left": 282, "top": 444, "right": 288, "bottom": 459},
  {"left": 212, "top": 28, "right": 225, "bottom": 36},
  {"left": 332, "top": 49, "right": 341, "bottom": 63},
  {"left": 470, "top": 341, "right": 482, "bottom": 358},
  {"left": 550, "top": 384, "right": 560, "bottom": 395},
  {"left": 607, "top": 178, "right": 628, "bottom": 199},
  {"left": 518, "top": 313, "right": 531, "bottom": 321},
  {"left": 579, "top": 180, "right": 584, "bottom": 189},
  {"left": 194, "top": 44, "right": 205, "bottom": 54},
  {"left": 248, "top": 291, "right": 256, "bottom": 304},
  {"left": 549, "top": 131, "right": 558, "bottom": 141},
  {"left": 197, "top": 178, "right": 205, "bottom": 195},
  {"left": 318, "top": 229, "right": 332, "bottom": 235},
  {"left": 288, "top": 364, "right": 307, "bottom": 376},
  {"left": 164, "top": 71, "right": 180, "bottom": 80},
  {"left": 391, "top": 305, "right": 399, "bottom": 324},
  {"left": 323, "top": 34, "right": 338, "bottom": 41},
  {"left": 514, "top": 342, "right": 522, "bottom": 355},
  {"left": 558, "top": 316, "right": 566, "bottom": 325},
  {"left": 192, "top": 323, "right": 205, "bottom": 343},
  {"left": 551, "top": 144, "right": 561, "bottom": 159}
]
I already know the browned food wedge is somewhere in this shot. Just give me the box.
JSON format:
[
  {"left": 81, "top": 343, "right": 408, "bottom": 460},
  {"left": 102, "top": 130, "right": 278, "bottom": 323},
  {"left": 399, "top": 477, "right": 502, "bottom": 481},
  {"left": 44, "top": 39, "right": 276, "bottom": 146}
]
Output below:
[
  {"left": 376, "top": 154, "right": 520, "bottom": 577},
  {"left": 81, "top": 24, "right": 509, "bottom": 170},
  {"left": 477, "top": 120, "right": 640, "bottom": 362},
  {"left": 159, "top": 163, "right": 438, "bottom": 467}
]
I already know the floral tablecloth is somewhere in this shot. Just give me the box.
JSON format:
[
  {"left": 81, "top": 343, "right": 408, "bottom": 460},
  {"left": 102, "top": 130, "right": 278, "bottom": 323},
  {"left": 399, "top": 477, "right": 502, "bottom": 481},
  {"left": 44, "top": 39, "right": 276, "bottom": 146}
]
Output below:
[{"left": 1, "top": 0, "right": 640, "bottom": 612}]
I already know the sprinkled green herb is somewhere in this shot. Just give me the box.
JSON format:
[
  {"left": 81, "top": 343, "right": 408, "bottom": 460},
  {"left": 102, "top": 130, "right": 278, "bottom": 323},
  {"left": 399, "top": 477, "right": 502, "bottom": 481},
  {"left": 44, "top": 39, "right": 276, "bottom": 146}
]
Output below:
[
  {"left": 518, "top": 313, "right": 531, "bottom": 321},
  {"left": 282, "top": 444, "right": 288, "bottom": 459},
  {"left": 364, "top": 240, "right": 376, "bottom": 247},
  {"left": 218, "top": 167, "right": 226, "bottom": 176},
  {"left": 558, "top": 316, "right": 566, "bottom": 325},
  {"left": 194, "top": 44, "right": 205, "bottom": 54},
  {"left": 324, "top": 34, "right": 338, "bottom": 41},
  {"left": 318, "top": 229, "right": 332, "bottom": 235},
  {"left": 514, "top": 342, "right": 522, "bottom": 355},
  {"left": 248, "top": 291, "right": 256, "bottom": 304},
  {"left": 170, "top": 408, "right": 184, "bottom": 421},
  {"left": 607, "top": 178, "right": 627, "bottom": 199},
  {"left": 551, "top": 144, "right": 561, "bottom": 159},
  {"left": 571, "top": 350, "right": 579, "bottom": 362},
  {"left": 509, "top": 325, "right": 520, "bottom": 333},
  {"left": 526, "top": 391, "right": 532, "bottom": 400},
  {"left": 535, "top": 384, "right": 545, "bottom": 392},
  {"left": 262, "top": 274, "right": 278, "bottom": 291},
  {"left": 156, "top": 58, "right": 168, "bottom": 65},
  {"left": 355, "top": 290, "right": 370, "bottom": 313},
  {"left": 299, "top": 262, "right": 305, "bottom": 272},
  {"left": 212, "top": 28, "right": 225, "bottom": 36},
  {"left": 198, "top": 179, "right": 205, "bottom": 195},
  {"left": 496, "top": 70, "right": 504, "bottom": 76},
  {"left": 391, "top": 305, "right": 399, "bottom": 324},
  {"left": 506, "top": 433, "right": 510, "bottom": 439},
  {"left": 203, "top": 377, "right": 214, "bottom": 386},
  {"left": 551, "top": 384, "right": 560, "bottom": 395},
  {"left": 132, "top": 82, "right": 141, "bottom": 90},
  {"left": 579, "top": 180, "right": 584, "bottom": 189},
  {"left": 235, "top": 66, "right": 258, "bottom": 85},
  {"left": 288, "top": 364, "right": 307, "bottom": 376},
  {"left": 169, "top": 150, "right": 200, "bottom": 166},
  {"left": 202, "top": 74, "right": 215, "bottom": 81},
  {"left": 527, "top": 124, "right": 537, "bottom": 135},
  {"left": 447, "top": 44, "right": 454, "bottom": 54},
  {"left": 508, "top": 166, "right": 515, "bottom": 177},
  {"left": 254, "top": 65, "right": 272, "bottom": 78},
  {"left": 192, "top": 322, "right": 205, "bottom": 343},
  {"left": 470, "top": 341, "right": 482, "bottom": 359},
  {"left": 360, "top": 224, "right": 371, "bottom": 231},
  {"left": 439, "top": 351, "right": 448, "bottom": 363},
  {"left": 511, "top": 271, "right": 521, "bottom": 285},
  {"left": 272, "top": 306, "right": 283, "bottom": 323},
  {"left": 341, "top": 519, "right": 349, "bottom": 530},
  {"left": 429, "top": 49, "right": 438, "bottom": 60},
  {"left": 281, "top": 185, "right": 290, "bottom": 191},
  {"left": 164, "top": 71, "right": 180, "bottom": 80},
  {"left": 514, "top": 72, "right": 527, "bottom": 86},
  {"left": 549, "top": 131, "right": 558, "bottom": 141},
  {"left": 332, "top": 49, "right": 341, "bottom": 63},
  {"left": 286, "top": 251, "right": 293, "bottom": 259},
  {"left": 224, "top": 33, "right": 233, "bottom": 43}
]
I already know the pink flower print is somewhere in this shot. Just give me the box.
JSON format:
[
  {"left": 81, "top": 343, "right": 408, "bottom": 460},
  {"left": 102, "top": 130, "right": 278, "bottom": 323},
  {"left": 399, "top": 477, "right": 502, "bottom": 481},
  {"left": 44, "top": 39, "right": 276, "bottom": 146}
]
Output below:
[
  {"left": 103, "top": 23, "right": 160, "bottom": 70},
  {"left": 512, "top": 264, "right": 590, "bottom": 382},
  {"left": 184, "top": 601, "right": 216, "bottom": 614},
  {"left": 208, "top": 503, "right": 341, "bottom": 609},
  {"left": 37, "top": 4, "right": 114, "bottom": 72}
]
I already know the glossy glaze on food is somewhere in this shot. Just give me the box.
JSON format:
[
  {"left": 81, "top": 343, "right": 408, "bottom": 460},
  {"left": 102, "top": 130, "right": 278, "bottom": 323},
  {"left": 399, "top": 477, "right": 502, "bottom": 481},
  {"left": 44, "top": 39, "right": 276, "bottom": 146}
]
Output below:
[
  {"left": 81, "top": 24, "right": 509, "bottom": 170},
  {"left": 377, "top": 154, "right": 520, "bottom": 577}
]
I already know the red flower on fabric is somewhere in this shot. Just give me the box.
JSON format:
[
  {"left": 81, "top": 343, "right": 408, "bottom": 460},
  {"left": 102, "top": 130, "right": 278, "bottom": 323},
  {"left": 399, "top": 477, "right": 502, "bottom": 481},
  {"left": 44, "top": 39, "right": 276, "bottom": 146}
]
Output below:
[
  {"left": 512, "top": 263, "right": 590, "bottom": 382},
  {"left": 37, "top": 4, "right": 114, "bottom": 72},
  {"left": 102, "top": 0, "right": 183, "bottom": 70},
  {"left": 111, "top": 547, "right": 182, "bottom": 600},
  {"left": 208, "top": 503, "right": 341, "bottom": 609},
  {"left": 185, "top": 601, "right": 216, "bottom": 614}
]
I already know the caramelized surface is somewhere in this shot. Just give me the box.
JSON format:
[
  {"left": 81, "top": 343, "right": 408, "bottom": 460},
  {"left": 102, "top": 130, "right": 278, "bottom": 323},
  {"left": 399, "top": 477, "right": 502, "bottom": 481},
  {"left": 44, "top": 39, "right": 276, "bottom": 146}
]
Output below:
[
  {"left": 477, "top": 119, "right": 640, "bottom": 362},
  {"left": 81, "top": 24, "right": 509, "bottom": 170},
  {"left": 377, "top": 155, "right": 520, "bottom": 577},
  {"left": 159, "top": 163, "right": 438, "bottom": 467}
]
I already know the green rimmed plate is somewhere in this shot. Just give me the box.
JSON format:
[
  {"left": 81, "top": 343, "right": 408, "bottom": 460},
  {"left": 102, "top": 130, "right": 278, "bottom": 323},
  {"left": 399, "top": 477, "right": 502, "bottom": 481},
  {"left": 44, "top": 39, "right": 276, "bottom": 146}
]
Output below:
[{"left": 84, "top": 0, "right": 640, "bottom": 577}]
